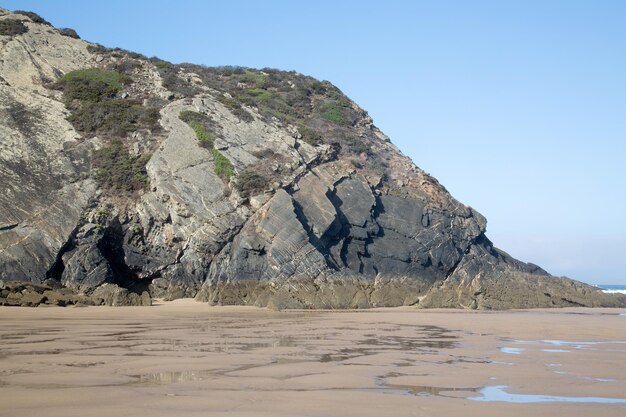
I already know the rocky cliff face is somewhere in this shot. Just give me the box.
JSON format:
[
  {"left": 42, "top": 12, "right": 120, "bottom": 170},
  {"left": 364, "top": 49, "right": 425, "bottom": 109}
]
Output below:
[{"left": 0, "top": 10, "right": 622, "bottom": 308}]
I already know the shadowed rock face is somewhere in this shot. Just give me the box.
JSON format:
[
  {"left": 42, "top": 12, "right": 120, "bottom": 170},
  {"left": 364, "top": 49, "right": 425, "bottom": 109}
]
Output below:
[{"left": 0, "top": 10, "right": 623, "bottom": 309}]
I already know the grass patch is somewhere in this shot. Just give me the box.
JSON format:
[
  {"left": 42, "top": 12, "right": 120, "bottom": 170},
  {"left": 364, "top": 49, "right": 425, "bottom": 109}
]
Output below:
[
  {"left": 192, "top": 122, "right": 214, "bottom": 148},
  {"left": 241, "top": 71, "right": 267, "bottom": 88},
  {"left": 179, "top": 110, "right": 215, "bottom": 148},
  {"left": 320, "top": 101, "right": 346, "bottom": 124},
  {"left": 179, "top": 110, "right": 232, "bottom": 178},
  {"left": 92, "top": 140, "right": 150, "bottom": 193},
  {"left": 247, "top": 88, "right": 272, "bottom": 101},
  {"left": 0, "top": 19, "right": 28, "bottom": 36},
  {"left": 212, "top": 148, "right": 234, "bottom": 178}
]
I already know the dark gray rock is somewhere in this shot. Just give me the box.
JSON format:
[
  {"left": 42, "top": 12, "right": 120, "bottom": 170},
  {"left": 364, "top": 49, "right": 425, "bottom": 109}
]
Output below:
[
  {"left": 292, "top": 173, "right": 336, "bottom": 239},
  {"left": 61, "top": 243, "right": 115, "bottom": 292},
  {"left": 333, "top": 177, "right": 375, "bottom": 227}
]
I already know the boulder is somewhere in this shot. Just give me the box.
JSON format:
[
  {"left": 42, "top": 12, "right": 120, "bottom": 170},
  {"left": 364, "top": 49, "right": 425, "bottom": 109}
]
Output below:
[{"left": 90, "top": 283, "right": 152, "bottom": 306}]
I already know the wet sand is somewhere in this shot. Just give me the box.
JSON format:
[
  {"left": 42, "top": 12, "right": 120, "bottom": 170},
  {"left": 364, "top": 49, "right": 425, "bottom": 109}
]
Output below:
[{"left": 0, "top": 300, "right": 625, "bottom": 417}]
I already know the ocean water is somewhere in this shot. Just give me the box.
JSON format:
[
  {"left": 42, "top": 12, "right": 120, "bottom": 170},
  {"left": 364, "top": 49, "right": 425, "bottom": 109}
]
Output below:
[{"left": 597, "top": 284, "right": 626, "bottom": 295}]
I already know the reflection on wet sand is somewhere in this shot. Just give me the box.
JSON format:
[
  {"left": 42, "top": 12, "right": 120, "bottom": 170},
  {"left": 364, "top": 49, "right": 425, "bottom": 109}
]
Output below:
[
  {"left": 471, "top": 385, "right": 626, "bottom": 404},
  {"left": 132, "top": 369, "right": 215, "bottom": 385},
  {"left": 0, "top": 303, "right": 625, "bottom": 417}
]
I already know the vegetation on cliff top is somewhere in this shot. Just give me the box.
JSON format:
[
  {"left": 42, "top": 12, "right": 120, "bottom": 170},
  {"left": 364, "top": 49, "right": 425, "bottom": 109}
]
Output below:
[
  {"left": 155, "top": 63, "right": 386, "bottom": 176},
  {"left": 13, "top": 10, "right": 51, "bottom": 26},
  {"left": 62, "top": 40, "right": 389, "bottom": 181},
  {"left": 47, "top": 35, "right": 389, "bottom": 195},
  {"left": 58, "top": 27, "right": 80, "bottom": 39},
  {"left": 3, "top": 10, "right": 79, "bottom": 38},
  {"left": 0, "top": 19, "right": 28, "bottom": 36}
]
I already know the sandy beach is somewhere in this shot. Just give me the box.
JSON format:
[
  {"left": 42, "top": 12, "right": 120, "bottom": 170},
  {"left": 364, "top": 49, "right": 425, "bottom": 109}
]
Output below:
[{"left": 0, "top": 301, "right": 625, "bottom": 417}]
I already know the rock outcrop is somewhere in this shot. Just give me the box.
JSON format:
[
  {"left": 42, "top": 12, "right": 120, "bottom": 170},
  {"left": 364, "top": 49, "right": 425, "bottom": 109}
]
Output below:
[
  {"left": 0, "top": 279, "right": 150, "bottom": 306},
  {"left": 0, "top": 9, "right": 623, "bottom": 309}
]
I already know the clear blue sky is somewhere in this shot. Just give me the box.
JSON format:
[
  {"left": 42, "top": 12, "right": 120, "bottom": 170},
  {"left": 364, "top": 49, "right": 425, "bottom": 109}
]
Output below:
[{"left": 4, "top": 1, "right": 625, "bottom": 284}]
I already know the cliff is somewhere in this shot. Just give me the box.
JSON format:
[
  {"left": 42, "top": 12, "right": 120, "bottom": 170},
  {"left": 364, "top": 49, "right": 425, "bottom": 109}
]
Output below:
[{"left": 0, "top": 9, "right": 622, "bottom": 308}]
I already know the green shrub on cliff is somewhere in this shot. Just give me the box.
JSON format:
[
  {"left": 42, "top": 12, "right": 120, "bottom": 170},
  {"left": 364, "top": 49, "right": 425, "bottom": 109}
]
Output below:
[
  {"left": 241, "top": 71, "right": 268, "bottom": 88},
  {"left": 0, "top": 19, "right": 28, "bottom": 36},
  {"left": 93, "top": 140, "right": 150, "bottom": 193},
  {"left": 58, "top": 28, "right": 80, "bottom": 39},
  {"left": 56, "top": 68, "right": 130, "bottom": 100},
  {"left": 247, "top": 88, "right": 273, "bottom": 101},
  {"left": 54, "top": 68, "right": 159, "bottom": 137},
  {"left": 235, "top": 170, "right": 268, "bottom": 197},
  {"left": 13, "top": 11, "right": 51, "bottom": 25},
  {"left": 320, "top": 101, "right": 347, "bottom": 124},
  {"left": 68, "top": 100, "right": 158, "bottom": 136}
]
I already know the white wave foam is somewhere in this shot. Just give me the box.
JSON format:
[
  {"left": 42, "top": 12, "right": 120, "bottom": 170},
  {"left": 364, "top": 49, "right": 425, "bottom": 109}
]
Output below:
[{"left": 601, "top": 289, "right": 626, "bottom": 294}]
